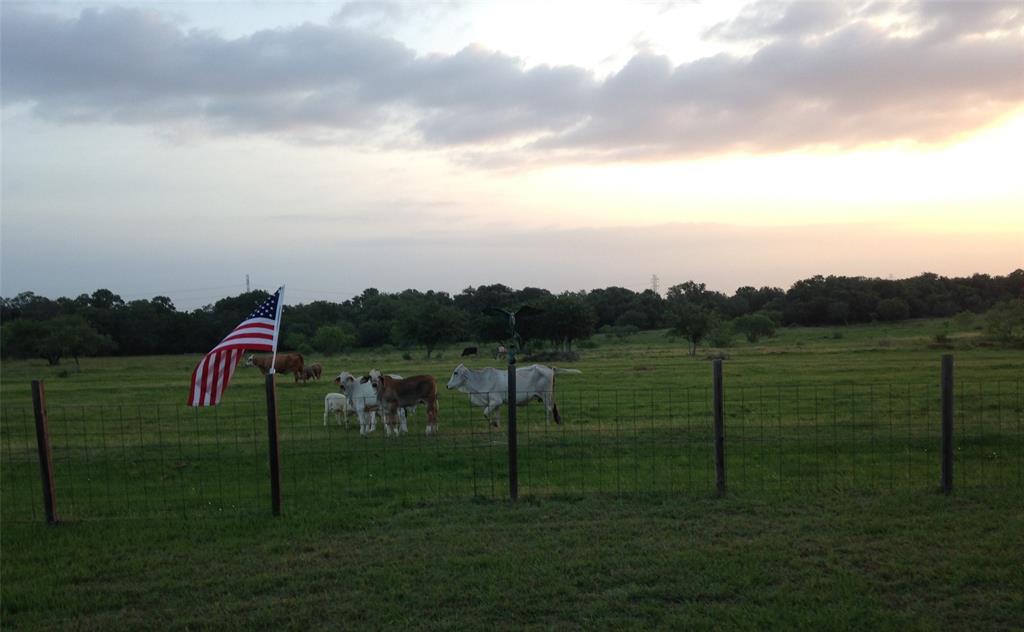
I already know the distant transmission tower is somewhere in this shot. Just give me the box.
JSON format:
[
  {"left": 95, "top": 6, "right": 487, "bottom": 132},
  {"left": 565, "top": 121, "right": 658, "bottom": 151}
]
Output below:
[
  {"left": 650, "top": 274, "right": 660, "bottom": 295},
  {"left": 246, "top": 274, "right": 251, "bottom": 293}
]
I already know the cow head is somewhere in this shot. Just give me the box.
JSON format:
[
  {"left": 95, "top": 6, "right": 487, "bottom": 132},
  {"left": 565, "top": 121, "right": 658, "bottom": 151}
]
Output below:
[
  {"left": 334, "top": 371, "right": 355, "bottom": 393},
  {"left": 244, "top": 354, "right": 255, "bottom": 367},
  {"left": 447, "top": 363, "right": 469, "bottom": 390},
  {"left": 368, "top": 368, "right": 383, "bottom": 391}
]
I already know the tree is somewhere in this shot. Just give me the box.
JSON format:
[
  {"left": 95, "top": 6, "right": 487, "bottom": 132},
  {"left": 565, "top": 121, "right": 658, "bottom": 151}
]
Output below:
[
  {"left": 668, "top": 304, "right": 713, "bottom": 356},
  {"left": 37, "top": 316, "right": 114, "bottom": 367},
  {"left": 733, "top": 313, "right": 776, "bottom": 342},
  {"left": 550, "top": 293, "right": 597, "bottom": 351},
  {"left": 984, "top": 299, "right": 1024, "bottom": 344},
  {"left": 614, "top": 309, "right": 648, "bottom": 329},
  {"left": 666, "top": 281, "right": 727, "bottom": 313},
  {"left": 1, "top": 318, "right": 48, "bottom": 359},
  {"left": 521, "top": 293, "right": 597, "bottom": 352},
  {"left": 312, "top": 325, "right": 355, "bottom": 354},
  {"left": 875, "top": 297, "right": 910, "bottom": 322},
  {"left": 394, "top": 302, "right": 467, "bottom": 358},
  {"left": 707, "top": 321, "right": 735, "bottom": 347},
  {"left": 585, "top": 287, "right": 638, "bottom": 328}
]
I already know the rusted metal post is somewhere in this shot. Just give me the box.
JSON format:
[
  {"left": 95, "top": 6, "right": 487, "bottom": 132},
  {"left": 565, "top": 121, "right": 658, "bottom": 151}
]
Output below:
[
  {"left": 31, "top": 380, "right": 59, "bottom": 525},
  {"left": 507, "top": 350, "right": 519, "bottom": 501},
  {"left": 941, "top": 354, "right": 954, "bottom": 495},
  {"left": 265, "top": 372, "right": 282, "bottom": 516},
  {"left": 713, "top": 359, "right": 726, "bottom": 496}
]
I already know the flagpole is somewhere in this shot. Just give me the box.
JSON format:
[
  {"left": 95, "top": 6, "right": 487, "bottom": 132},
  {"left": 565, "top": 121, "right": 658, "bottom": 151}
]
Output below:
[
  {"left": 265, "top": 284, "right": 284, "bottom": 516},
  {"left": 268, "top": 285, "right": 285, "bottom": 374}
]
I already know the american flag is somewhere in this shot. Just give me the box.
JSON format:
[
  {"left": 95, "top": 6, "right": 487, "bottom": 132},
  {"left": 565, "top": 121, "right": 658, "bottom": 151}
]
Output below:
[{"left": 188, "top": 287, "right": 283, "bottom": 406}]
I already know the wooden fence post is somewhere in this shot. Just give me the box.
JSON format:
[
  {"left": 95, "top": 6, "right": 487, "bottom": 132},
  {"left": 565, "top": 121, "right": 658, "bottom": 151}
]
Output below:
[
  {"left": 265, "top": 372, "right": 282, "bottom": 516},
  {"left": 941, "top": 354, "right": 954, "bottom": 495},
  {"left": 31, "top": 380, "right": 59, "bottom": 525},
  {"left": 507, "top": 351, "right": 519, "bottom": 501},
  {"left": 713, "top": 359, "right": 726, "bottom": 496}
]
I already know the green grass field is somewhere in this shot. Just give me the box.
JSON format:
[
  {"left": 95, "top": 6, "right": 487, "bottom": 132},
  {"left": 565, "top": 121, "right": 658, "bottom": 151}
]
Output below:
[{"left": 2, "top": 319, "right": 1022, "bottom": 629}]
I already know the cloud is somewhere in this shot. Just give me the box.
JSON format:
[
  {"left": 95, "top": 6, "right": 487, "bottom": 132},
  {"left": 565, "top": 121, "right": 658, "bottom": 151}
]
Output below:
[
  {"left": 2, "top": 2, "right": 1021, "bottom": 165},
  {"left": 331, "top": 1, "right": 464, "bottom": 33},
  {"left": 704, "top": 1, "right": 849, "bottom": 41}
]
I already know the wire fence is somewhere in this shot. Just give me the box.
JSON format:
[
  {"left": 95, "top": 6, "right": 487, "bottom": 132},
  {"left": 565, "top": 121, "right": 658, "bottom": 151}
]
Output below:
[{"left": 2, "top": 378, "right": 1022, "bottom": 522}]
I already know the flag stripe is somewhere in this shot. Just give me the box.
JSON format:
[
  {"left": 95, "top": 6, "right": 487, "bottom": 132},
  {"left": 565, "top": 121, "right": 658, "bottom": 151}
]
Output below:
[
  {"left": 210, "top": 340, "right": 273, "bottom": 353},
  {"left": 202, "top": 352, "right": 216, "bottom": 407},
  {"left": 220, "top": 332, "right": 273, "bottom": 344},
  {"left": 208, "top": 352, "right": 222, "bottom": 406},
  {"left": 234, "top": 321, "right": 275, "bottom": 331}
]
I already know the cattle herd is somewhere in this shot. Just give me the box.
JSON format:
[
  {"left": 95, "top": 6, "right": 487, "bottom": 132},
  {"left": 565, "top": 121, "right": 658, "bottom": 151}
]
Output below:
[{"left": 244, "top": 352, "right": 581, "bottom": 437}]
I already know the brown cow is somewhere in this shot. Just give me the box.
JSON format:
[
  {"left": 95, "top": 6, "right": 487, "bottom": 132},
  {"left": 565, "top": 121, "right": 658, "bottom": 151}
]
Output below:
[
  {"left": 297, "top": 362, "right": 323, "bottom": 384},
  {"left": 245, "top": 353, "right": 305, "bottom": 381},
  {"left": 371, "top": 371, "right": 439, "bottom": 436}
]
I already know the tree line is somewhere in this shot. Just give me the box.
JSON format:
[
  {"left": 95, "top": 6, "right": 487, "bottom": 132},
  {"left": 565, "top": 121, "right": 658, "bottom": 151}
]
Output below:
[{"left": 2, "top": 270, "right": 1021, "bottom": 365}]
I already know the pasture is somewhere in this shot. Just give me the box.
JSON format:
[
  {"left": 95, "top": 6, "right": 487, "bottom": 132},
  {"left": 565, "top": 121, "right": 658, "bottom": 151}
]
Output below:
[{"left": 2, "top": 319, "right": 1022, "bottom": 628}]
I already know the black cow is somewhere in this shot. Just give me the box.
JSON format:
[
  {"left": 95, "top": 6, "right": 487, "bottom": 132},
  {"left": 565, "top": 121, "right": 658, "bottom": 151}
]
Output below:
[{"left": 461, "top": 346, "right": 478, "bottom": 357}]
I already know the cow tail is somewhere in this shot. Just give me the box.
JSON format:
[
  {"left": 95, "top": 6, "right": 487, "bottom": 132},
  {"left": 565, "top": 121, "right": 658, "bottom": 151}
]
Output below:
[{"left": 553, "top": 403, "right": 561, "bottom": 424}]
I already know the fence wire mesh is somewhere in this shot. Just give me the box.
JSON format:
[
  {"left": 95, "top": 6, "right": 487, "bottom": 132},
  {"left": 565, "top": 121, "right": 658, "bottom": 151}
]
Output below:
[{"left": 2, "top": 379, "right": 1021, "bottom": 521}]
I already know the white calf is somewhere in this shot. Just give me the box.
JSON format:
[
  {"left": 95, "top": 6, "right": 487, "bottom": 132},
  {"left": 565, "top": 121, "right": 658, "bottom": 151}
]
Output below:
[{"left": 323, "top": 392, "right": 354, "bottom": 427}]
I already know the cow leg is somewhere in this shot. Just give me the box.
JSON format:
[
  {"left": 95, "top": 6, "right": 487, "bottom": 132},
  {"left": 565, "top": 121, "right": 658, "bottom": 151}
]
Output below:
[
  {"left": 385, "top": 405, "right": 400, "bottom": 438},
  {"left": 323, "top": 406, "right": 329, "bottom": 427},
  {"left": 484, "top": 395, "right": 502, "bottom": 428},
  {"left": 426, "top": 399, "right": 438, "bottom": 435}
]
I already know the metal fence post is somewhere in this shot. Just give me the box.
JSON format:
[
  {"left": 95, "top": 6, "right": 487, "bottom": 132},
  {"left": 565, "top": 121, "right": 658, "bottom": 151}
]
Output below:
[
  {"left": 507, "top": 350, "right": 518, "bottom": 501},
  {"left": 941, "top": 354, "right": 954, "bottom": 495},
  {"left": 713, "top": 359, "right": 726, "bottom": 496},
  {"left": 265, "top": 372, "right": 282, "bottom": 516},
  {"left": 31, "top": 380, "right": 59, "bottom": 525}
]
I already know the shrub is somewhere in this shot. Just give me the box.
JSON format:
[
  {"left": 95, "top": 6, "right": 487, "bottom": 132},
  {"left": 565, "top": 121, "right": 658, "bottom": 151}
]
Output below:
[
  {"left": 614, "top": 310, "right": 648, "bottom": 329},
  {"left": 984, "top": 299, "right": 1024, "bottom": 343},
  {"left": 733, "top": 313, "right": 776, "bottom": 342},
  {"left": 667, "top": 305, "right": 713, "bottom": 356},
  {"left": 707, "top": 322, "right": 735, "bottom": 348},
  {"left": 312, "top": 325, "right": 354, "bottom": 354}
]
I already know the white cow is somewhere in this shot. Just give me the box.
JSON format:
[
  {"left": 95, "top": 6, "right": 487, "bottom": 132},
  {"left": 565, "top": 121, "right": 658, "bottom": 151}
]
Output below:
[
  {"left": 323, "top": 392, "right": 355, "bottom": 427},
  {"left": 334, "top": 371, "right": 413, "bottom": 436},
  {"left": 445, "top": 363, "right": 582, "bottom": 427}
]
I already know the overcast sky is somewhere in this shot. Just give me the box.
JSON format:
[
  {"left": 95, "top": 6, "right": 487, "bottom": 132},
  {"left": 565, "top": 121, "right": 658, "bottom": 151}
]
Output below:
[{"left": 2, "top": 0, "right": 1022, "bottom": 309}]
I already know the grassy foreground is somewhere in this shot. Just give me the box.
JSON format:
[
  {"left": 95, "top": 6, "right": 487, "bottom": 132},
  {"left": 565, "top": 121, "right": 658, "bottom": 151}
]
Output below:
[
  {"left": 2, "top": 319, "right": 1021, "bottom": 628},
  {"left": 3, "top": 491, "right": 1023, "bottom": 630}
]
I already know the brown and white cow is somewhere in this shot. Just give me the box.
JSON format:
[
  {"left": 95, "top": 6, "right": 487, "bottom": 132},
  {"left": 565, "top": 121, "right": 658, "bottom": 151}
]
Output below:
[
  {"left": 245, "top": 353, "right": 305, "bottom": 381},
  {"left": 370, "top": 370, "right": 439, "bottom": 436}
]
